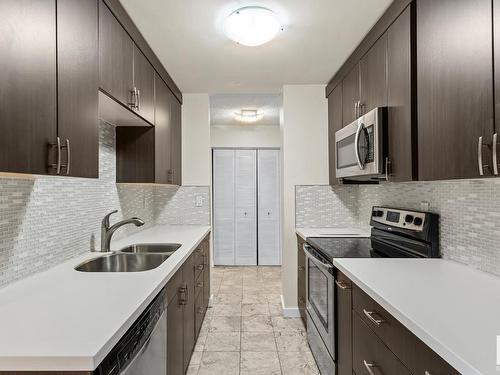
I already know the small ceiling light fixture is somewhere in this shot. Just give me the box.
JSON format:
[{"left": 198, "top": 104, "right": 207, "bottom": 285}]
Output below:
[
  {"left": 223, "top": 6, "right": 281, "bottom": 47},
  {"left": 235, "top": 109, "right": 264, "bottom": 123}
]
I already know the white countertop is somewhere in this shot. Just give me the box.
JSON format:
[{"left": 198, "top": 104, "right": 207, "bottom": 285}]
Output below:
[
  {"left": 334, "top": 258, "right": 500, "bottom": 375},
  {"left": 0, "top": 225, "right": 210, "bottom": 371},
  {"left": 296, "top": 227, "right": 370, "bottom": 240}
]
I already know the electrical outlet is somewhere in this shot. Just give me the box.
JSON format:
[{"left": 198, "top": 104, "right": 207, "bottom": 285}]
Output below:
[{"left": 195, "top": 195, "right": 203, "bottom": 207}]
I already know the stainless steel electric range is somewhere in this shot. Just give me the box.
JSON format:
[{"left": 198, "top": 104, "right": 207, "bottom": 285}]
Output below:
[{"left": 303, "top": 206, "right": 439, "bottom": 374}]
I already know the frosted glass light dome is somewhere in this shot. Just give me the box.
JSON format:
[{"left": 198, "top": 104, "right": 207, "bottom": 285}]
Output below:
[{"left": 223, "top": 7, "right": 281, "bottom": 47}]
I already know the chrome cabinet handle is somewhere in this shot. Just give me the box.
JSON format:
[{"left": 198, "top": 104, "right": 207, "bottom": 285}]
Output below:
[
  {"left": 49, "top": 137, "right": 62, "bottom": 174},
  {"left": 354, "top": 101, "right": 359, "bottom": 119},
  {"left": 197, "top": 264, "right": 204, "bottom": 271},
  {"left": 354, "top": 122, "right": 365, "bottom": 169},
  {"left": 136, "top": 89, "right": 141, "bottom": 111},
  {"left": 335, "top": 280, "right": 351, "bottom": 290},
  {"left": 129, "top": 87, "right": 139, "bottom": 110},
  {"left": 179, "top": 286, "right": 188, "bottom": 305},
  {"left": 363, "top": 309, "right": 385, "bottom": 326},
  {"left": 60, "top": 139, "right": 71, "bottom": 175},
  {"left": 478, "top": 136, "right": 491, "bottom": 176},
  {"left": 363, "top": 360, "right": 377, "bottom": 375},
  {"left": 425, "top": 371, "right": 431, "bottom": 375},
  {"left": 493, "top": 133, "right": 498, "bottom": 176},
  {"left": 298, "top": 265, "right": 305, "bottom": 271},
  {"left": 197, "top": 306, "right": 205, "bottom": 314},
  {"left": 197, "top": 281, "right": 203, "bottom": 288}
]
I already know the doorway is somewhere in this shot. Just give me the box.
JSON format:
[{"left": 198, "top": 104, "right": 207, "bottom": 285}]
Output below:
[{"left": 212, "top": 148, "right": 281, "bottom": 266}]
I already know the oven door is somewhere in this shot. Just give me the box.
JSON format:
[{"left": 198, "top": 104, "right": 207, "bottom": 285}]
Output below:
[
  {"left": 335, "top": 107, "right": 385, "bottom": 179},
  {"left": 303, "top": 243, "right": 335, "bottom": 360}
]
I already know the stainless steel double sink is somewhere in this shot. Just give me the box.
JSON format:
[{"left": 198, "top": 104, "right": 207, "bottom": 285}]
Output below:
[{"left": 75, "top": 243, "right": 182, "bottom": 272}]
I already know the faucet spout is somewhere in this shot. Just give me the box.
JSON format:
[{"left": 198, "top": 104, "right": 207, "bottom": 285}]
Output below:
[{"left": 100, "top": 211, "right": 145, "bottom": 252}]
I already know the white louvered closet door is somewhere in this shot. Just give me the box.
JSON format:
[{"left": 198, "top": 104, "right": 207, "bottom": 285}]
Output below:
[
  {"left": 234, "top": 150, "right": 257, "bottom": 265},
  {"left": 213, "top": 150, "right": 235, "bottom": 265},
  {"left": 257, "top": 150, "right": 281, "bottom": 265}
]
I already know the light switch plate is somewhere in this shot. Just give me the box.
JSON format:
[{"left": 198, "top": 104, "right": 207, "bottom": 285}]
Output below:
[{"left": 195, "top": 195, "right": 203, "bottom": 207}]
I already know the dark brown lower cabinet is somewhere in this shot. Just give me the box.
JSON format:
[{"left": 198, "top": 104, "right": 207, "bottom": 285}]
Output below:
[
  {"left": 296, "top": 236, "right": 306, "bottom": 326},
  {"left": 335, "top": 271, "right": 353, "bottom": 375},
  {"left": 352, "top": 311, "right": 412, "bottom": 375},
  {"left": 166, "top": 234, "right": 210, "bottom": 375}
]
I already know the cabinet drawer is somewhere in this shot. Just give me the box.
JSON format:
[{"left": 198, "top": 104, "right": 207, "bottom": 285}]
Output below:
[
  {"left": 165, "top": 267, "right": 183, "bottom": 303},
  {"left": 353, "top": 285, "right": 459, "bottom": 375},
  {"left": 353, "top": 311, "right": 412, "bottom": 375}
]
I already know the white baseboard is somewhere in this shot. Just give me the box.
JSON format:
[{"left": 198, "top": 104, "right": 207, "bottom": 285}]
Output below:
[
  {"left": 208, "top": 294, "right": 214, "bottom": 307},
  {"left": 281, "top": 294, "right": 301, "bottom": 318}
]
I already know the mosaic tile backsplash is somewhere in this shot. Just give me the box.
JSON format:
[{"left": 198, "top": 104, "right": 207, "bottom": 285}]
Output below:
[
  {"left": 296, "top": 180, "right": 500, "bottom": 277},
  {"left": 0, "top": 122, "right": 210, "bottom": 288}
]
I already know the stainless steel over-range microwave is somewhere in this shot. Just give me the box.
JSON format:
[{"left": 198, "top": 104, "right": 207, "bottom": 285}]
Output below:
[{"left": 334, "top": 107, "right": 388, "bottom": 181}]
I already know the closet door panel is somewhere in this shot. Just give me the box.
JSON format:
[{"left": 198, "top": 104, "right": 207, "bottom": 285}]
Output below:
[
  {"left": 258, "top": 150, "right": 281, "bottom": 265},
  {"left": 235, "top": 150, "right": 257, "bottom": 265},
  {"left": 213, "top": 150, "right": 235, "bottom": 265}
]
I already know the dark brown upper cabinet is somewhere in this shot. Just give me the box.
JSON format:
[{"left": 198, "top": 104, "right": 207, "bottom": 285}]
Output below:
[
  {"left": 99, "top": 0, "right": 134, "bottom": 108},
  {"left": 154, "top": 75, "right": 173, "bottom": 184},
  {"left": 0, "top": 0, "right": 99, "bottom": 178},
  {"left": 387, "top": 4, "right": 415, "bottom": 182},
  {"left": 170, "top": 97, "right": 182, "bottom": 185},
  {"left": 58, "top": 0, "right": 99, "bottom": 178},
  {"left": 417, "top": 0, "right": 494, "bottom": 180},
  {"left": 328, "top": 85, "right": 343, "bottom": 185},
  {"left": 116, "top": 75, "right": 182, "bottom": 184},
  {"left": 341, "top": 65, "right": 360, "bottom": 126},
  {"left": 360, "top": 34, "right": 388, "bottom": 114},
  {"left": 0, "top": 0, "right": 57, "bottom": 175},
  {"left": 133, "top": 45, "right": 155, "bottom": 124}
]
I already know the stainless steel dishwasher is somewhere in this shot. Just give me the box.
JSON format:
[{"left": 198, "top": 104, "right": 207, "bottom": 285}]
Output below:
[{"left": 96, "top": 290, "right": 167, "bottom": 375}]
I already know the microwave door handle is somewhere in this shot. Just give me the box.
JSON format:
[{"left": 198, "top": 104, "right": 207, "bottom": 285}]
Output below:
[{"left": 354, "top": 122, "right": 365, "bottom": 169}]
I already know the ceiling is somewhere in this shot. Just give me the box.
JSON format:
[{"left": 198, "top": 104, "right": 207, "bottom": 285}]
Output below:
[
  {"left": 119, "top": 0, "right": 393, "bottom": 94},
  {"left": 210, "top": 93, "right": 281, "bottom": 126}
]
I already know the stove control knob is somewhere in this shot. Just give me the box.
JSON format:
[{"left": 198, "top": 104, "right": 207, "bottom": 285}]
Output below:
[
  {"left": 405, "top": 215, "right": 414, "bottom": 223},
  {"left": 413, "top": 217, "right": 423, "bottom": 226}
]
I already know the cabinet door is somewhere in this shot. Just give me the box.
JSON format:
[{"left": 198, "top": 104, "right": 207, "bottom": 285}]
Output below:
[
  {"left": 235, "top": 150, "right": 257, "bottom": 265},
  {"left": 387, "top": 5, "right": 414, "bottom": 182},
  {"left": 336, "top": 271, "right": 353, "bottom": 375},
  {"left": 360, "top": 34, "right": 387, "bottom": 114},
  {"left": 170, "top": 97, "right": 182, "bottom": 185},
  {"left": 342, "top": 64, "right": 360, "bottom": 126},
  {"left": 99, "top": 0, "right": 134, "bottom": 107},
  {"left": 167, "top": 290, "right": 184, "bottom": 375},
  {"left": 154, "top": 75, "right": 172, "bottom": 184},
  {"left": 328, "top": 85, "right": 343, "bottom": 185},
  {"left": 133, "top": 45, "right": 155, "bottom": 124},
  {"left": 203, "top": 239, "right": 210, "bottom": 309},
  {"left": 417, "top": 0, "right": 494, "bottom": 180},
  {"left": 257, "top": 150, "right": 281, "bottom": 266},
  {"left": 183, "top": 255, "right": 195, "bottom": 373},
  {"left": 0, "top": 0, "right": 57, "bottom": 175},
  {"left": 57, "top": 0, "right": 99, "bottom": 178}
]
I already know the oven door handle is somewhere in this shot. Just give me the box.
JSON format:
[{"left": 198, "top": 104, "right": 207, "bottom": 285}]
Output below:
[
  {"left": 354, "top": 121, "right": 365, "bottom": 170},
  {"left": 303, "top": 244, "right": 333, "bottom": 271}
]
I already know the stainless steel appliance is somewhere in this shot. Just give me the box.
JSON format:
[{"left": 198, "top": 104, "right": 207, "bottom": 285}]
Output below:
[
  {"left": 335, "top": 107, "right": 387, "bottom": 181},
  {"left": 304, "top": 206, "right": 439, "bottom": 374},
  {"left": 96, "top": 290, "right": 167, "bottom": 375}
]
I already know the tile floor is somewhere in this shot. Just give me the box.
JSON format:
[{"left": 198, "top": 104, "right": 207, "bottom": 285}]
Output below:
[{"left": 187, "top": 266, "right": 319, "bottom": 375}]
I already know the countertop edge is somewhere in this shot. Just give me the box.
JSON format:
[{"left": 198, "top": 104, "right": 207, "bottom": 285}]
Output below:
[{"left": 331, "top": 259, "right": 481, "bottom": 375}]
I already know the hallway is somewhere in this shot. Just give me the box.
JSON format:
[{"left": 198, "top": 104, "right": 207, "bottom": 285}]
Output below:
[{"left": 187, "top": 266, "right": 319, "bottom": 374}]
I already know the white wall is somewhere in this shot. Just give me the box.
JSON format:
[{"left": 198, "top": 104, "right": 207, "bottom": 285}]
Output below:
[
  {"left": 182, "top": 94, "right": 211, "bottom": 185},
  {"left": 211, "top": 125, "right": 280, "bottom": 148},
  {"left": 281, "top": 85, "right": 329, "bottom": 313}
]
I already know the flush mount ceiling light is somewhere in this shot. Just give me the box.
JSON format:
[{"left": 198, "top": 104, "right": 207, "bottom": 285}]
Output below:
[
  {"left": 235, "top": 109, "right": 264, "bottom": 123},
  {"left": 223, "top": 7, "right": 281, "bottom": 47}
]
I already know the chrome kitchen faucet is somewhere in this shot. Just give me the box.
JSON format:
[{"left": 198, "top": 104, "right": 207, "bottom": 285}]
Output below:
[{"left": 101, "top": 210, "right": 145, "bottom": 252}]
